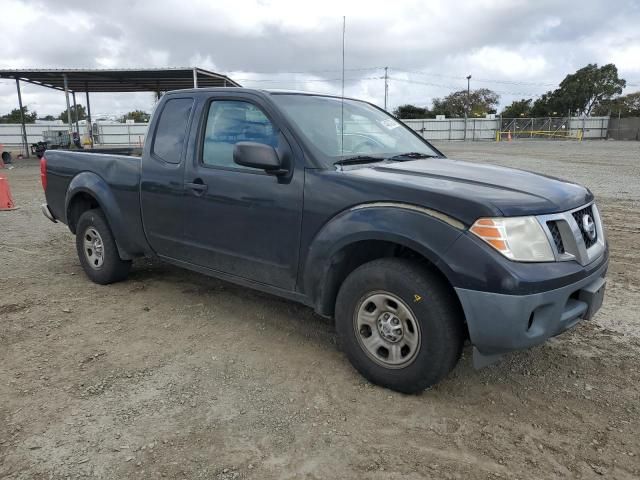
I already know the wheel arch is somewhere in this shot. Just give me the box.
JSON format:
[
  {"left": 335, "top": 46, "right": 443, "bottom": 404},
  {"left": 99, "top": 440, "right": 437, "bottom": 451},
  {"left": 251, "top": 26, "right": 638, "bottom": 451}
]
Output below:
[
  {"left": 65, "top": 172, "right": 133, "bottom": 259},
  {"left": 66, "top": 191, "right": 101, "bottom": 234},
  {"left": 301, "top": 205, "right": 466, "bottom": 319}
]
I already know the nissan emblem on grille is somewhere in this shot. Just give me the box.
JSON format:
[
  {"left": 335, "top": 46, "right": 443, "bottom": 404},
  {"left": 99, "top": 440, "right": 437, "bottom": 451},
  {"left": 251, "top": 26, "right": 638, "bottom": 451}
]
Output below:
[{"left": 582, "top": 214, "right": 596, "bottom": 241}]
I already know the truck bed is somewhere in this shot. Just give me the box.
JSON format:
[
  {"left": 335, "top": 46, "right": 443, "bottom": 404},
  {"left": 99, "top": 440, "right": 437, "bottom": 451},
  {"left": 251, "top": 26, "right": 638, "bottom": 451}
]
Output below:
[{"left": 43, "top": 149, "right": 149, "bottom": 259}]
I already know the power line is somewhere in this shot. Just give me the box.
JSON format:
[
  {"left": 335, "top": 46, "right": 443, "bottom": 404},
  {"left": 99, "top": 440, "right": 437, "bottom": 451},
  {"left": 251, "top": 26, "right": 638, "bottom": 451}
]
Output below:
[
  {"left": 231, "top": 66, "right": 639, "bottom": 92},
  {"left": 235, "top": 76, "right": 382, "bottom": 83},
  {"left": 388, "top": 77, "right": 543, "bottom": 97},
  {"left": 231, "top": 66, "right": 385, "bottom": 75},
  {"left": 390, "top": 68, "right": 558, "bottom": 87}
]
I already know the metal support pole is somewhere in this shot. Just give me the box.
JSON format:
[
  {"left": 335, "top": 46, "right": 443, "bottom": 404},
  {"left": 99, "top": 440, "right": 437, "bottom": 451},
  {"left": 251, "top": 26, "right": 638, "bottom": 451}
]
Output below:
[
  {"left": 85, "top": 84, "right": 93, "bottom": 148},
  {"left": 63, "top": 74, "right": 73, "bottom": 137},
  {"left": 464, "top": 74, "right": 471, "bottom": 141},
  {"left": 530, "top": 118, "right": 533, "bottom": 139},
  {"left": 72, "top": 91, "right": 80, "bottom": 135},
  {"left": 193, "top": 68, "right": 198, "bottom": 88},
  {"left": 383, "top": 66, "right": 388, "bottom": 111},
  {"left": 15, "top": 78, "right": 30, "bottom": 158}
]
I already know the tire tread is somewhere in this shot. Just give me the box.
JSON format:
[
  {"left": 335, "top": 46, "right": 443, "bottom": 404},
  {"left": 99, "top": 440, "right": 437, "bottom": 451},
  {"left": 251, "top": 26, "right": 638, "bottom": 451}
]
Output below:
[
  {"left": 335, "top": 257, "right": 464, "bottom": 393},
  {"left": 75, "top": 208, "right": 131, "bottom": 285}
]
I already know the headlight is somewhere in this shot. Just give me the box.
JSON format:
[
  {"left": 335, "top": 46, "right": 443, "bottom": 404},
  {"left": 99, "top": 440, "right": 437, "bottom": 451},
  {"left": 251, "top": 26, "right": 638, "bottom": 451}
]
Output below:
[{"left": 470, "top": 217, "right": 554, "bottom": 262}]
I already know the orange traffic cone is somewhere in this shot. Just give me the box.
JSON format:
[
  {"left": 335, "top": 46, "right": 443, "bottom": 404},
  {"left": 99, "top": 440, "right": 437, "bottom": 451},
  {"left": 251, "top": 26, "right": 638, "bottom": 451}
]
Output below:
[{"left": 0, "top": 175, "right": 17, "bottom": 210}]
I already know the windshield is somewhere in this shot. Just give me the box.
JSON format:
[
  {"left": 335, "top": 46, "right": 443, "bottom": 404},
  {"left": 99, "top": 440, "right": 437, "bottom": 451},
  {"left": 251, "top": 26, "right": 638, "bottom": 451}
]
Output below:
[{"left": 270, "top": 94, "right": 440, "bottom": 166}]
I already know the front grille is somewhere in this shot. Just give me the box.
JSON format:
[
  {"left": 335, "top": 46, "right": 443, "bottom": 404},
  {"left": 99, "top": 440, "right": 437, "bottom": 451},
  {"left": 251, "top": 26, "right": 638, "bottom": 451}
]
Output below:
[
  {"left": 537, "top": 203, "right": 604, "bottom": 266},
  {"left": 547, "top": 221, "right": 565, "bottom": 253},
  {"left": 571, "top": 205, "right": 598, "bottom": 249}
]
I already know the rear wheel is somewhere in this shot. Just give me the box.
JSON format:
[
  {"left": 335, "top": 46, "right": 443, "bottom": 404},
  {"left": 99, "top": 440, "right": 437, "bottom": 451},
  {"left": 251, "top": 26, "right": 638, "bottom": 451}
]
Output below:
[
  {"left": 75, "top": 209, "right": 131, "bottom": 284},
  {"left": 335, "top": 258, "right": 464, "bottom": 393}
]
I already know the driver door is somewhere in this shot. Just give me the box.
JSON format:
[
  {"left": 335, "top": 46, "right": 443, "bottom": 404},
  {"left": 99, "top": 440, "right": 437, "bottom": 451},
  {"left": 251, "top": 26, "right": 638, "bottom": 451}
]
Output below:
[{"left": 181, "top": 95, "right": 304, "bottom": 290}]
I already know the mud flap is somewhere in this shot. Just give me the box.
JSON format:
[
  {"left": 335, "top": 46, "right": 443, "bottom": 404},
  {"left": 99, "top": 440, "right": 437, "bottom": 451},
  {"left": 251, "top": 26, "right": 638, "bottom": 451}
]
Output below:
[{"left": 472, "top": 347, "right": 503, "bottom": 369}]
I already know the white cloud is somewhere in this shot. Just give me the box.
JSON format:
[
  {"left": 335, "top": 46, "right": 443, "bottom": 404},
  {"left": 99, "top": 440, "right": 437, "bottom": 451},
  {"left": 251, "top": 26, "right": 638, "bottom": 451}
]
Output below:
[
  {"left": 468, "top": 47, "right": 548, "bottom": 78},
  {"left": 0, "top": 0, "right": 638, "bottom": 116}
]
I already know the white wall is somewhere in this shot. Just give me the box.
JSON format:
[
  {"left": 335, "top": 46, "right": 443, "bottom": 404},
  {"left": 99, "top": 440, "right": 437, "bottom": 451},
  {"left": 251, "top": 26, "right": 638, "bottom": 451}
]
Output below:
[{"left": 0, "top": 122, "right": 149, "bottom": 150}]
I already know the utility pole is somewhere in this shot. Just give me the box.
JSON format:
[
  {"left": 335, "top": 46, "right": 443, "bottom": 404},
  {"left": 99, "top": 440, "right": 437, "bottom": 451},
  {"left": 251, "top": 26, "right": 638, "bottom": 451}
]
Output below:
[
  {"left": 464, "top": 74, "right": 471, "bottom": 140},
  {"left": 384, "top": 66, "right": 389, "bottom": 111}
]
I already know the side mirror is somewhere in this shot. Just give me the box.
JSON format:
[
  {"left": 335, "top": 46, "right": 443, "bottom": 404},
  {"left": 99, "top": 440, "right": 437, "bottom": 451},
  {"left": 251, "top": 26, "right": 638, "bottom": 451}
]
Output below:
[{"left": 233, "top": 142, "right": 284, "bottom": 174}]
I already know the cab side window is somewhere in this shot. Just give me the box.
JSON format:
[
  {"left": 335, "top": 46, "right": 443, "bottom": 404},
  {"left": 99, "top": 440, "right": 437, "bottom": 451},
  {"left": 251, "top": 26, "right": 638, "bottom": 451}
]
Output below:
[
  {"left": 152, "top": 98, "right": 194, "bottom": 164},
  {"left": 202, "top": 100, "right": 278, "bottom": 169}
]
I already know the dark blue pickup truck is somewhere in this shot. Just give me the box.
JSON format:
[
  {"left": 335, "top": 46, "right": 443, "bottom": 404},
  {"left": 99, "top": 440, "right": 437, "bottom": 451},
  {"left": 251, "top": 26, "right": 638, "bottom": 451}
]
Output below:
[{"left": 41, "top": 88, "right": 608, "bottom": 393}]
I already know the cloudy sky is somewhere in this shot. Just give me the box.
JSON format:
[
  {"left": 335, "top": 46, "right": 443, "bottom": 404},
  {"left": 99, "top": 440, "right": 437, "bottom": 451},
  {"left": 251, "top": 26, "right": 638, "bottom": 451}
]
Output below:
[{"left": 1, "top": 0, "right": 639, "bottom": 118}]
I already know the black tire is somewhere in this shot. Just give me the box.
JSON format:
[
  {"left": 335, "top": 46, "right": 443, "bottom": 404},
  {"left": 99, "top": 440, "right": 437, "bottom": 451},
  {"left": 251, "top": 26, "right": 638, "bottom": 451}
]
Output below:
[
  {"left": 335, "top": 258, "right": 464, "bottom": 394},
  {"left": 75, "top": 208, "right": 131, "bottom": 285}
]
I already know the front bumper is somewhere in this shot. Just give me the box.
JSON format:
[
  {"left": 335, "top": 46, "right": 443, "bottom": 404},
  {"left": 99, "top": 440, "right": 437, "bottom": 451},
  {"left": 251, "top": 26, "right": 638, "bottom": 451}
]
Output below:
[{"left": 455, "top": 257, "right": 608, "bottom": 367}]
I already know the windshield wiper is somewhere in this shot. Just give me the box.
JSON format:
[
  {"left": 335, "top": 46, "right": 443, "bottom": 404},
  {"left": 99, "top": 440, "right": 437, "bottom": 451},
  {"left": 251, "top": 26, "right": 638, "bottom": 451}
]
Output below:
[
  {"left": 334, "top": 155, "right": 386, "bottom": 166},
  {"left": 387, "top": 152, "right": 437, "bottom": 161}
]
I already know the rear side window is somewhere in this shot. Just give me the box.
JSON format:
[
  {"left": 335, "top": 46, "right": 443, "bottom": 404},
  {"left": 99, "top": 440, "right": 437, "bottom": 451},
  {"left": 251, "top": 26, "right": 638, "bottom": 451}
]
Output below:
[{"left": 152, "top": 98, "right": 194, "bottom": 163}]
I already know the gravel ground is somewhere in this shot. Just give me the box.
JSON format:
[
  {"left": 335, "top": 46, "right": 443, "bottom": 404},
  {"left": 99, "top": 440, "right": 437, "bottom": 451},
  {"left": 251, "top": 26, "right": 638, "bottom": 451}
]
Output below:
[{"left": 1, "top": 140, "right": 639, "bottom": 479}]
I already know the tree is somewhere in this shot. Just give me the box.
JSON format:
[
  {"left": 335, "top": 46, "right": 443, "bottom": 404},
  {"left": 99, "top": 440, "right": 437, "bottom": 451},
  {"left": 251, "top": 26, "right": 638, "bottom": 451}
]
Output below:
[
  {"left": 592, "top": 91, "right": 640, "bottom": 117},
  {"left": 393, "top": 104, "right": 431, "bottom": 119},
  {"left": 39, "top": 115, "right": 56, "bottom": 121},
  {"left": 120, "top": 110, "right": 151, "bottom": 123},
  {"left": 530, "top": 91, "right": 563, "bottom": 117},
  {"left": 0, "top": 106, "right": 37, "bottom": 123},
  {"left": 501, "top": 98, "right": 533, "bottom": 118},
  {"left": 531, "top": 64, "right": 626, "bottom": 116},
  {"left": 59, "top": 104, "right": 87, "bottom": 122},
  {"left": 431, "top": 88, "right": 499, "bottom": 117}
]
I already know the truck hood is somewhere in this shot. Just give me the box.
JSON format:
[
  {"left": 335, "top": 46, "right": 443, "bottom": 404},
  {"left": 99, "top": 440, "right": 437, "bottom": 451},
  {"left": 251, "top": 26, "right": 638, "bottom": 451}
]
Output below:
[{"left": 345, "top": 157, "right": 593, "bottom": 222}]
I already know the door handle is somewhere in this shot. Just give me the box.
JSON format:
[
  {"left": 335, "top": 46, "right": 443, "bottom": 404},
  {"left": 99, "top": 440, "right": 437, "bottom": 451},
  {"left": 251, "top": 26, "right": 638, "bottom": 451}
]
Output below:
[{"left": 186, "top": 180, "right": 208, "bottom": 195}]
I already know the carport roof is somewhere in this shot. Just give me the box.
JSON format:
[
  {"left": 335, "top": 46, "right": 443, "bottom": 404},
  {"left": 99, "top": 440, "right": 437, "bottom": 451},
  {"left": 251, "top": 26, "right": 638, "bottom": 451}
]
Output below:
[{"left": 0, "top": 67, "right": 241, "bottom": 92}]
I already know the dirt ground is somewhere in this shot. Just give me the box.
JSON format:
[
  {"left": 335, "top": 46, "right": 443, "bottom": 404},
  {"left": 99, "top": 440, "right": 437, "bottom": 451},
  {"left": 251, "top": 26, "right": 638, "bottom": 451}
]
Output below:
[{"left": 1, "top": 140, "right": 639, "bottom": 479}]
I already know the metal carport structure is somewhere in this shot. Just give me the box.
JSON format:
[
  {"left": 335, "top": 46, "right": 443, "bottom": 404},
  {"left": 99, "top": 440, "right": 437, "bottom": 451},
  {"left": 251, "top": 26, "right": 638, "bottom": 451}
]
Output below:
[{"left": 0, "top": 67, "right": 241, "bottom": 156}]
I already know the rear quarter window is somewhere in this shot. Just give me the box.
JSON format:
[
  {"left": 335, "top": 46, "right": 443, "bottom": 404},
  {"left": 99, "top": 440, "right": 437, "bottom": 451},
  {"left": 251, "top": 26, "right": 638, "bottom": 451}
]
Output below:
[{"left": 152, "top": 98, "right": 194, "bottom": 164}]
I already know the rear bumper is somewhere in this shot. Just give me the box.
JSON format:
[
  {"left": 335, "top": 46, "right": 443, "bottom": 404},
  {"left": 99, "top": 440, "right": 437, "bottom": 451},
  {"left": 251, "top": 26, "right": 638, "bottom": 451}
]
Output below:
[
  {"left": 455, "top": 257, "right": 608, "bottom": 367},
  {"left": 41, "top": 203, "right": 57, "bottom": 223}
]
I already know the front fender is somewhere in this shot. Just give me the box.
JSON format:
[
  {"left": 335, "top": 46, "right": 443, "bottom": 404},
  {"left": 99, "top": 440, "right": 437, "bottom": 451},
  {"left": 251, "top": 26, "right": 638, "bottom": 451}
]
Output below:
[
  {"left": 302, "top": 204, "right": 465, "bottom": 314},
  {"left": 65, "top": 171, "right": 144, "bottom": 259}
]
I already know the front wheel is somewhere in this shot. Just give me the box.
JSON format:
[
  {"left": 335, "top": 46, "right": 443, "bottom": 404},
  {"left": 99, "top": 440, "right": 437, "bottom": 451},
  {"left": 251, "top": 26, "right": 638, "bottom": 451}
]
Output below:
[
  {"left": 75, "top": 209, "right": 131, "bottom": 285},
  {"left": 335, "top": 258, "right": 464, "bottom": 393}
]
